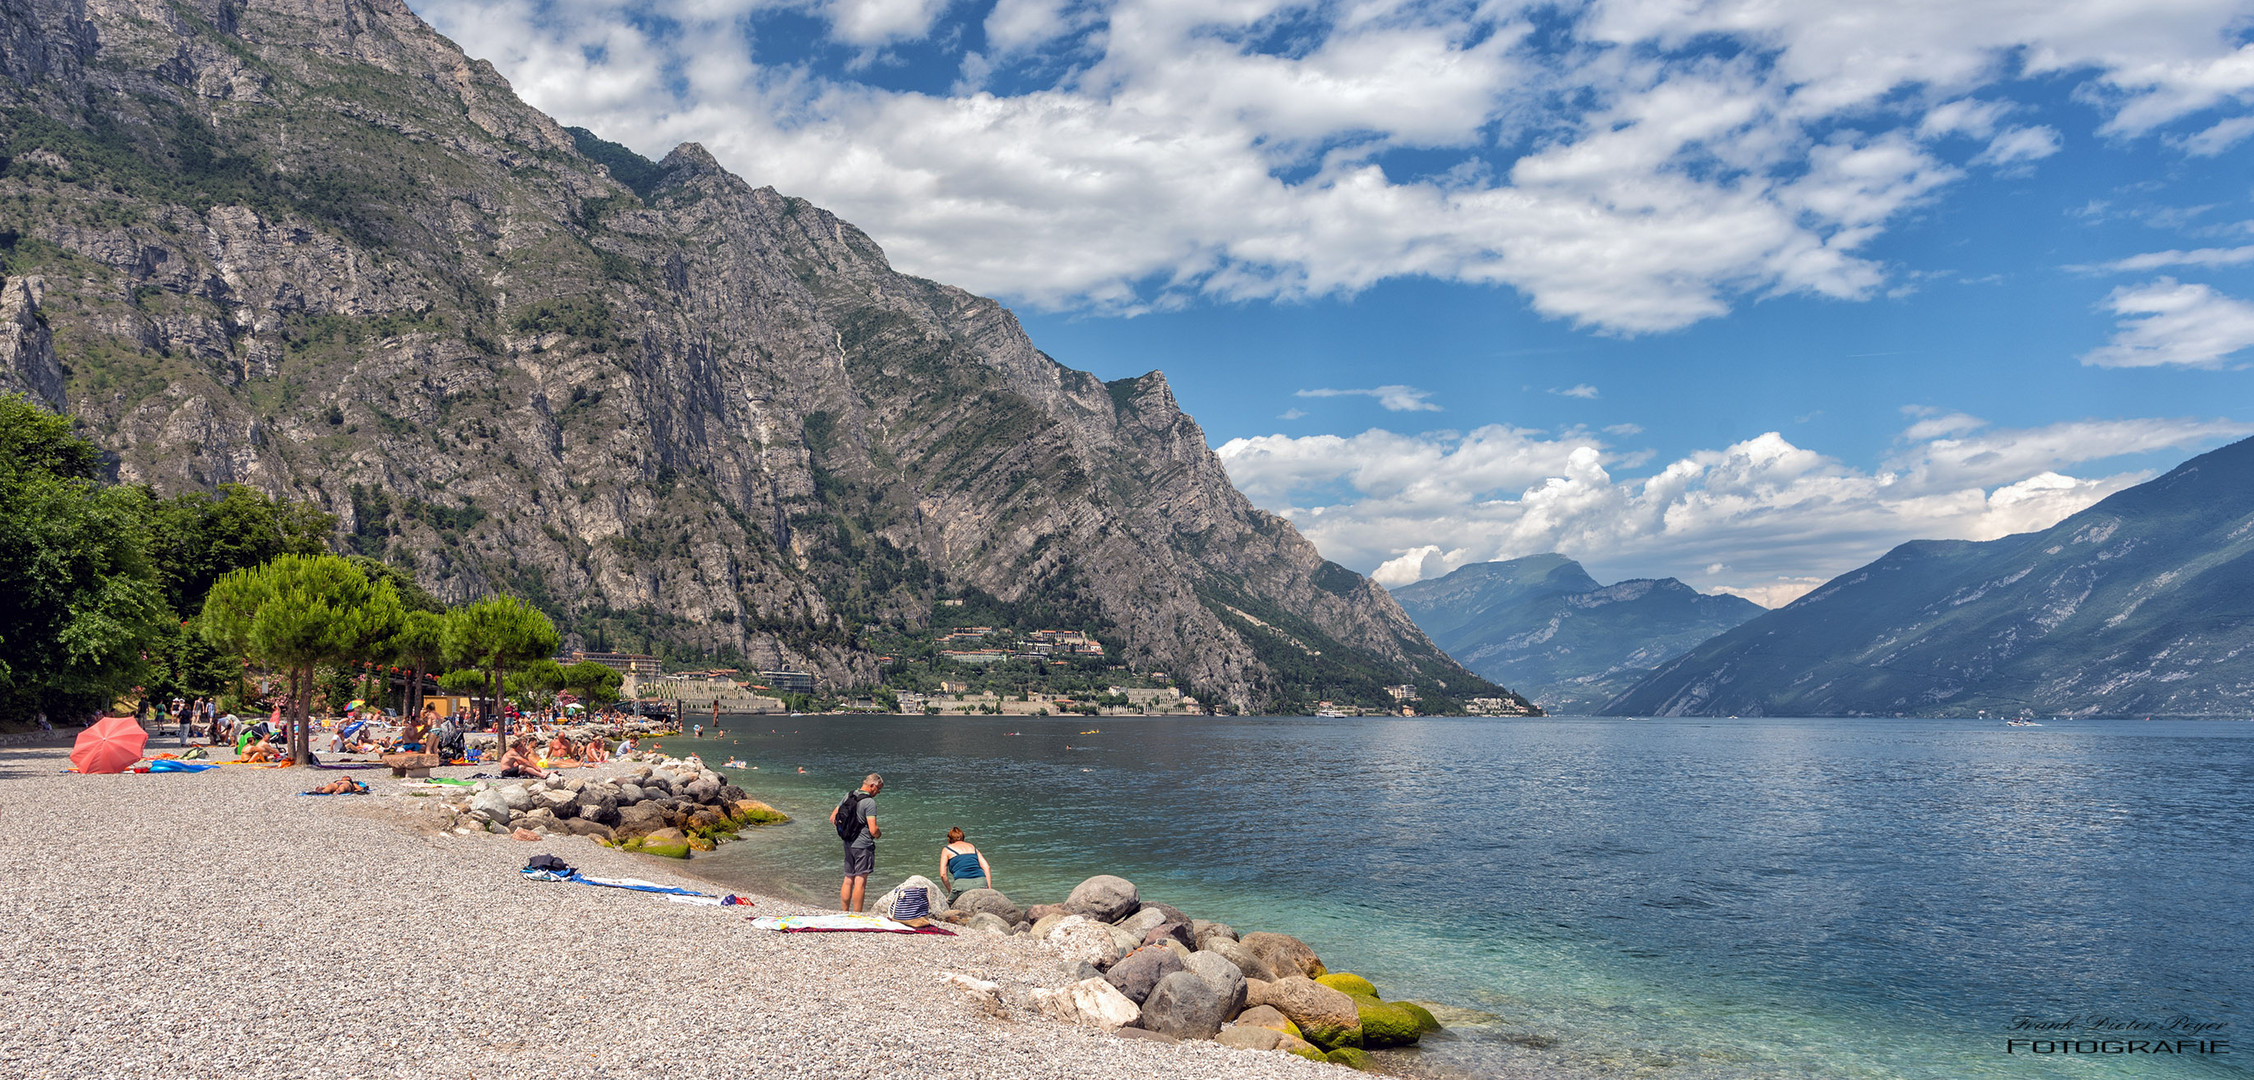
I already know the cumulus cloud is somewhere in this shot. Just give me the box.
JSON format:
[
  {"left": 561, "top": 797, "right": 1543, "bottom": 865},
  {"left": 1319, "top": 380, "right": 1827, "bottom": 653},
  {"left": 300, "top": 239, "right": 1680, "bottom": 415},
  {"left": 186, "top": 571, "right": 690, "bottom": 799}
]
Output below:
[
  {"left": 409, "top": 0, "right": 2254, "bottom": 331},
  {"left": 2081, "top": 279, "right": 2254, "bottom": 368},
  {"left": 1216, "top": 415, "right": 2253, "bottom": 604},
  {"left": 1296, "top": 385, "right": 1443, "bottom": 412}
]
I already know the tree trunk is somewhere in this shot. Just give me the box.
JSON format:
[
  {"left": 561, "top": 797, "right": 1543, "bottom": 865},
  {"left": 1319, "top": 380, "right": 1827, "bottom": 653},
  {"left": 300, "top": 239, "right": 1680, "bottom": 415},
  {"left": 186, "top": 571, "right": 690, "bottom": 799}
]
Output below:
[{"left": 292, "top": 664, "right": 313, "bottom": 765}]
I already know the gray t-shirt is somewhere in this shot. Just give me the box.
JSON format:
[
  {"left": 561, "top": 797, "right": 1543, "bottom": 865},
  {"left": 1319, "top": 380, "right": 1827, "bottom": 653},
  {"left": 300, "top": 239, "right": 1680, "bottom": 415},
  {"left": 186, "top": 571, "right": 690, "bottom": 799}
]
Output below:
[{"left": 850, "top": 795, "right": 876, "bottom": 850}]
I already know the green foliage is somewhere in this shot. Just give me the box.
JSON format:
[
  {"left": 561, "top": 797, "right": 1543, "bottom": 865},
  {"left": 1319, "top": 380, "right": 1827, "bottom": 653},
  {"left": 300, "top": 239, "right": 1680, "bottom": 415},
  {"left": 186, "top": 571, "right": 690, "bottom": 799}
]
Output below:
[
  {"left": 143, "top": 483, "right": 334, "bottom": 617},
  {"left": 565, "top": 127, "right": 667, "bottom": 200},
  {"left": 443, "top": 594, "right": 560, "bottom": 735},
  {"left": 198, "top": 553, "right": 404, "bottom": 760},
  {"left": 511, "top": 296, "right": 620, "bottom": 350},
  {"left": 0, "top": 395, "right": 170, "bottom": 725},
  {"left": 560, "top": 660, "right": 623, "bottom": 705}
]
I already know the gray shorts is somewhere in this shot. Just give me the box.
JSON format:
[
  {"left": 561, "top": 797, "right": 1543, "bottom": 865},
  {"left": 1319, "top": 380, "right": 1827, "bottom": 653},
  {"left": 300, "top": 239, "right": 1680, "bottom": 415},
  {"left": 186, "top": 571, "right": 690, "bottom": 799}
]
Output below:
[{"left": 843, "top": 844, "right": 874, "bottom": 878}]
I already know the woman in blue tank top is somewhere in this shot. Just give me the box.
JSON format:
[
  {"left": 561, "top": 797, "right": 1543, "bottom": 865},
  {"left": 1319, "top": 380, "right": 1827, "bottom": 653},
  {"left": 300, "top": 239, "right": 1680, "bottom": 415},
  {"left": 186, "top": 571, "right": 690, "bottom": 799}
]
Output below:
[{"left": 939, "top": 827, "right": 994, "bottom": 902}]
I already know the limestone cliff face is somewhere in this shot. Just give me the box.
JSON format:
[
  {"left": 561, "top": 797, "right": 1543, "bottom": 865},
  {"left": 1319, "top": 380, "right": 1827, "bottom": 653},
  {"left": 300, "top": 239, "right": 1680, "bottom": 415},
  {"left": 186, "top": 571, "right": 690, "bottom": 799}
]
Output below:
[{"left": 0, "top": 0, "right": 1509, "bottom": 711}]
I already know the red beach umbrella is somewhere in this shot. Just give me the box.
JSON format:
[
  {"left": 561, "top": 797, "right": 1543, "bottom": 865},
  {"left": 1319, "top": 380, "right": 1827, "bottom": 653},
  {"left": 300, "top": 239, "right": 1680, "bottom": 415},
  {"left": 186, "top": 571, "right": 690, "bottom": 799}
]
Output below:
[{"left": 71, "top": 716, "right": 149, "bottom": 774}]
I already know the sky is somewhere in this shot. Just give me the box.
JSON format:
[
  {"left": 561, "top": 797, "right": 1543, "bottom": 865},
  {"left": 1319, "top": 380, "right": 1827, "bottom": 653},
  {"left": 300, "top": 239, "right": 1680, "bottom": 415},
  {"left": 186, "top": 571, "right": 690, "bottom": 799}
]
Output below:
[{"left": 412, "top": 0, "right": 2254, "bottom": 606}]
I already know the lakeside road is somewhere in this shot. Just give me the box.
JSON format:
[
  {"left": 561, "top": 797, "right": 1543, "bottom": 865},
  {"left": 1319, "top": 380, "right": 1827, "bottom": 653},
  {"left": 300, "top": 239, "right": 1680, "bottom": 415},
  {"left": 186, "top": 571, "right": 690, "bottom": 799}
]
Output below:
[{"left": 0, "top": 743, "right": 1346, "bottom": 1080}]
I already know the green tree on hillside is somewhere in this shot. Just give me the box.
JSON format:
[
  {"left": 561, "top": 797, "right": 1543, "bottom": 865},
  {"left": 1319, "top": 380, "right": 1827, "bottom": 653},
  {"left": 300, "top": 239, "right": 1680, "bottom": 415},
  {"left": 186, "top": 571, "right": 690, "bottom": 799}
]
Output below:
[
  {"left": 199, "top": 554, "right": 404, "bottom": 763},
  {"left": 0, "top": 395, "right": 170, "bottom": 726},
  {"left": 143, "top": 484, "right": 334, "bottom": 617},
  {"left": 444, "top": 594, "right": 559, "bottom": 745}
]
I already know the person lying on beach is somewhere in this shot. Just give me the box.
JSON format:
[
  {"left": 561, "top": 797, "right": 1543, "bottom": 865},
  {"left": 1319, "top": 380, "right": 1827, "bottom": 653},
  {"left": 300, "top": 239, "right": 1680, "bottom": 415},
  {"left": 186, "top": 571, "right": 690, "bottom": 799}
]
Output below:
[
  {"left": 497, "top": 739, "right": 545, "bottom": 779},
  {"left": 239, "top": 738, "right": 282, "bottom": 763},
  {"left": 306, "top": 777, "right": 367, "bottom": 795}
]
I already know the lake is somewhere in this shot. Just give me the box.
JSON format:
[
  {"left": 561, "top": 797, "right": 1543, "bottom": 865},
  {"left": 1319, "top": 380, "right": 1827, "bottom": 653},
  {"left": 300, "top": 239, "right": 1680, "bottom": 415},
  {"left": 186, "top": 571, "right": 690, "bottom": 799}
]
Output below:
[{"left": 656, "top": 715, "right": 2249, "bottom": 1079}]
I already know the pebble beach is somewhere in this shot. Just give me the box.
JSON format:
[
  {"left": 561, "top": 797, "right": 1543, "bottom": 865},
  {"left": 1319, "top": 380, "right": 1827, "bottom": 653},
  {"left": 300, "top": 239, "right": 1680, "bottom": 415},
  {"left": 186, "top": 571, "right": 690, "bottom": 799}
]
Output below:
[{"left": 0, "top": 741, "right": 1352, "bottom": 1080}]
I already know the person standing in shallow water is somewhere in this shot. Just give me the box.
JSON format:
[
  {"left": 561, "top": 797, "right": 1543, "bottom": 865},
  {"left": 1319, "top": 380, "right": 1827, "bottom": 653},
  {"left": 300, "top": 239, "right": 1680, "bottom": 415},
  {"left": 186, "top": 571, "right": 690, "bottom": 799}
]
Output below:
[{"left": 830, "top": 773, "right": 883, "bottom": 911}]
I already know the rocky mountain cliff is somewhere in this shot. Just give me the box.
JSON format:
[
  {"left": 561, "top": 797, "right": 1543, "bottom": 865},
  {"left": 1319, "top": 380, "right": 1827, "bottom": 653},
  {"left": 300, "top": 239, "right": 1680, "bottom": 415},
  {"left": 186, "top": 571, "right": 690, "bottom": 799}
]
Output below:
[
  {"left": 0, "top": 0, "right": 1513, "bottom": 713},
  {"left": 1391, "top": 554, "right": 1764, "bottom": 713},
  {"left": 1606, "top": 436, "right": 2254, "bottom": 717}
]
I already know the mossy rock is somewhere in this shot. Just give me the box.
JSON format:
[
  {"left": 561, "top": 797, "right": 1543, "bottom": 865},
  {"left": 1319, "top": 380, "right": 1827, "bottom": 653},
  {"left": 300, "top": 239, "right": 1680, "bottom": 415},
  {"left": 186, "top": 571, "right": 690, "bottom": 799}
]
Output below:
[
  {"left": 1324, "top": 1046, "right": 1374, "bottom": 1071},
  {"left": 1348, "top": 995, "right": 1422, "bottom": 1047},
  {"left": 626, "top": 836, "right": 691, "bottom": 858},
  {"left": 1317, "top": 972, "right": 1379, "bottom": 998},
  {"left": 1397, "top": 1001, "right": 1443, "bottom": 1032},
  {"left": 731, "top": 799, "right": 790, "bottom": 825},
  {"left": 1298, "top": 1017, "right": 1361, "bottom": 1051},
  {"left": 687, "top": 835, "right": 716, "bottom": 851},
  {"left": 1281, "top": 1040, "right": 1326, "bottom": 1063}
]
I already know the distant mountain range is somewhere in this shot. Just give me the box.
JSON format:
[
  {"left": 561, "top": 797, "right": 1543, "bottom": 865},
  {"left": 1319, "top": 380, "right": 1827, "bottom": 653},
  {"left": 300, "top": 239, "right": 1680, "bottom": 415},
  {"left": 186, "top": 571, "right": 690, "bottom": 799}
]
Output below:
[
  {"left": 1389, "top": 555, "right": 1766, "bottom": 713},
  {"left": 1608, "top": 436, "right": 2254, "bottom": 718}
]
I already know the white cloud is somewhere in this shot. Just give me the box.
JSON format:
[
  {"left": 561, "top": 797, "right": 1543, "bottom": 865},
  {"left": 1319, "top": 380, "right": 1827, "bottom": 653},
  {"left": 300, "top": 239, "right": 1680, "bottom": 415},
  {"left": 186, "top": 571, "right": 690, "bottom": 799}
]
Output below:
[
  {"left": 2178, "top": 115, "right": 2254, "bottom": 156},
  {"left": 1603, "top": 422, "right": 1644, "bottom": 435},
  {"left": 1278, "top": 407, "right": 1307, "bottom": 420},
  {"left": 1217, "top": 415, "right": 2253, "bottom": 603},
  {"left": 1296, "top": 385, "right": 1443, "bottom": 412},
  {"left": 2082, "top": 245, "right": 2254, "bottom": 273},
  {"left": 1550, "top": 384, "right": 1600, "bottom": 399},
  {"left": 412, "top": 0, "right": 2254, "bottom": 332},
  {"left": 1971, "top": 125, "right": 2062, "bottom": 167},
  {"left": 2081, "top": 278, "right": 2254, "bottom": 368}
]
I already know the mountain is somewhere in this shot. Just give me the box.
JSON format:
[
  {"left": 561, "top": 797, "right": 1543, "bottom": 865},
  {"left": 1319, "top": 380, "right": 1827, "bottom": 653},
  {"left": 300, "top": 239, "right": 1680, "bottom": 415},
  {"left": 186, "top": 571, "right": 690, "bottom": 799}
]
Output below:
[
  {"left": 0, "top": 0, "right": 1524, "bottom": 715},
  {"left": 1606, "top": 437, "right": 2254, "bottom": 718},
  {"left": 1390, "top": 554, "right": 1764, "bottom": 713}
]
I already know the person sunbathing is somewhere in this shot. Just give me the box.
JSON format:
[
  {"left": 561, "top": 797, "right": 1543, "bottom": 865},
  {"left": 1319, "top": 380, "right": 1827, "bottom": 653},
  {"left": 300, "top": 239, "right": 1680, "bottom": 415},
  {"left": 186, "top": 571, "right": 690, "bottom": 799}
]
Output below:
[
  {"left": 497, "top": 739, "right": 545, "bottom": 779},
  {"left": 239, "top": 738, "right": 282, "bottom": 763},
  {"left": 307, "top": 777, "right": 367, "bottom": 795},
  {"left": 547, "top": 734, "right": 578, "bottom": 762}
]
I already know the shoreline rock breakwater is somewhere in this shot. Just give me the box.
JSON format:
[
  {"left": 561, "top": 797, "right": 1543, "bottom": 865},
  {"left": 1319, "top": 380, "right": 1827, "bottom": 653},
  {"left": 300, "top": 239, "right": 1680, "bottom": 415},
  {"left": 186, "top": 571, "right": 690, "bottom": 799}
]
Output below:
[
  {"left": 936, "top": 873, "right": 1442, "bottom": 1071},
  {"left": 431, "top": 754, "right": 789, "bottom": 857}
]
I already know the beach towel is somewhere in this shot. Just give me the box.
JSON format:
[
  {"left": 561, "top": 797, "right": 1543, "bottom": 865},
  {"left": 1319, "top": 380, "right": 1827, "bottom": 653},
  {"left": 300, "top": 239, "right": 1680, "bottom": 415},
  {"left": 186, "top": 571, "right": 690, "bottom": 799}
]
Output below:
[
  {"left": 146, "top": 759, "right": 218, "bottom": 773},
  {"left": 518, "top": 865, "right": 722, "bottom": 899},
  {"left": 748, "top": 914, "right": 955, "bottom": 934}
]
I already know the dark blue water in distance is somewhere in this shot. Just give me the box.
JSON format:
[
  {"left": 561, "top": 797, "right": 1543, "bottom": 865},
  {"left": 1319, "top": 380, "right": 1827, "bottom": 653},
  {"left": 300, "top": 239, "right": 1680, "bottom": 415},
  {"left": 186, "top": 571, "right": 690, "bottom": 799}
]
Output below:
[{"left": 657, "top": 715, "right": 2250, "bottom": 1079}]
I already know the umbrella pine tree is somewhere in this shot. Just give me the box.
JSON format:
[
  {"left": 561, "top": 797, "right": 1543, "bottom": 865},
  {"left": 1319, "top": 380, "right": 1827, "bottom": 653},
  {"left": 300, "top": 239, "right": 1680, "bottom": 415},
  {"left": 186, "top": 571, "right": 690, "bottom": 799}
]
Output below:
[{"left": 199, "top": 554, "right": 404, "bottom": 764}]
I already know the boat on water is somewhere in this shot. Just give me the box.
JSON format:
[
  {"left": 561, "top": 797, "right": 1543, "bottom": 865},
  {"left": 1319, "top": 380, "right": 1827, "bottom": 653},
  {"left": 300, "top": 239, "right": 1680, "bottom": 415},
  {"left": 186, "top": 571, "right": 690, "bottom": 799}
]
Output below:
[{"left": 2005, "top": 719, "right": 2042, "bottom": 727}]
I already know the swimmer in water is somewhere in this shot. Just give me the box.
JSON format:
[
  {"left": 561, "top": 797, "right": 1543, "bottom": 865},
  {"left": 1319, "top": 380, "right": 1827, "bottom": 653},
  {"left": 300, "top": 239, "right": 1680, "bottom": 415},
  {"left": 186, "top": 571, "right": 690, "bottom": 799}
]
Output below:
[{"left": 797, "top": 766, "right": 806, "bottom": 773}]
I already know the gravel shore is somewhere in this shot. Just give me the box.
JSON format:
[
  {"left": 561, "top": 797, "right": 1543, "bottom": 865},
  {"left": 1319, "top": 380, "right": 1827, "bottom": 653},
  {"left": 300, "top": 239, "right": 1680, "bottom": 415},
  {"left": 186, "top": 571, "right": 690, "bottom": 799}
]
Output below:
[{"left": 0, "top": 743, "right": 1346, "bottom": 1080}]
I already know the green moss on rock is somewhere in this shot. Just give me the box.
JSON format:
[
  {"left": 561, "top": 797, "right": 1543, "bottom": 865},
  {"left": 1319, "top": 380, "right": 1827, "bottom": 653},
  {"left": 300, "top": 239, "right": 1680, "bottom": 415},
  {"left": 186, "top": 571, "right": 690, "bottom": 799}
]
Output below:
[
  {"left": 1317, "top": 973, "right": 1379, "bottom": 998},
  {"left": 1324, "top": 1047, "right": 1374, "bottom": 1070},
  {"left": 1397, "top": 1001, "right": 1443, "bottom": 1032},
  {"left": 1349, "top": 995, "right": 1422, "bottom": 1047}
]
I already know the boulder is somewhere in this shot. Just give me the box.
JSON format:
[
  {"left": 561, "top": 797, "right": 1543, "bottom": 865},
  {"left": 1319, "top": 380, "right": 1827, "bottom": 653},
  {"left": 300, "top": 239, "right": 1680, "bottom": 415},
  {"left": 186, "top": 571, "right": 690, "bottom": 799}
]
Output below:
[
  {"left": 1317, "top": 973, "right": 1379, "bottom": 998},
  {"left": 1063, "top": 875, "right": 1139, "bottom": 923},
  {"left": 1233, "top": 1004, "right": 1299, "bottom": 1039},
  {"left": 1026, "top": 903, "right": 1067, "bottom": 922},
  {"left": 559, "top": 818, "right": 613, "bottom": 840},
  {"left": 498, "top": 784, "right": 533, "bottom": 811},
  {"left": 1192, "top": 920, "right": 1237, "bottom": 949},
  {"left": 718, "top": 783, "right": 748, "bottom": 803},
  {"left": 614, "top": 801, "right": 669, "bottom": 838},
  {"left": 1029, "top": 977, "right": 1140, "bottom": 1032},
  {"left": 1215, "top": 1025, "right": 1283, "bottom": 1051},
  {"left": 1244, "top": 977, "right": 1271, "bottom": 1003},
  {"left": 1277, "top": 1034, "right": 1324, "bottom": 1062},
  {"left": 618, "top": 782, "right": 647, "bottom": 803},
  {"left": 1106, "top": 924, "right": 1142, "bottom": 959},
  {"left": 953, "top": 888, "right": 1023, "bottom": 926},
  {"left": 1183, "top": 950, "right": 1248, "bottom": 1016},
  {"left": 1030, "top": 912, "right": 1071, "bottom": 940},
  {"left": 686, "top": 777, "right": 720, "bottom": 803},
  {"left": 1117, "top": 907, "right": 1169, "bottom": 938},
  {"left": 522, "top": 808, "right": 560, "bottom": 831},
  {"left": 1351, "top": 996, "right": 1423, "bottom": 1047},
  {"left": 469, "top": 787, "right": 511, "bottom": 823},
  {"left": 1259, "top": 977, "right": 1361, "bottom": 1050},
  {"left": 629, "top": 827, "right": 691, "bottom": 858},
  {"left": 537, "top": 788, "right": 579, "bottom": 815},
  {"left": 731, "top": 799, "right": 789, "bottom": 824},
  {"left": 686, "top": 808, "right": 729, "bottom": 832},
  {"left": 1160, "top": 939, "right": 1192, "bottom": 963},
  {"left": 1043, "top": 916, "right": 1126, "bottom": 969},
  {"left": 1397, "top": 1001, "right": 1443, "bottom": 1032},
  {"left": 1140, "top": 970, "right": 1232, "bottom": 1041},
  {"left": 1141, "top": 920, "right": 1195, "bottom": 951},
  {"left": 1104, "top": 945, "right": 1183, "bottom": 1005},
  {"left": 964, "top": 912, "right": 1012, "bottom": 934},
  {"left": 1240, "top": 932, "right": 1325, "bottom": 980},
  {"left": 1208, "top": 938, "right": 1277, "bottom": 982},
  {"left": 1324, "top": 1046, "right": 1374, "bottom": 1071},
  {"left": 510, "top": 827, "right": 539, "bottom": 841},
  {"left": 1137, "top": 900, "right": 1189, "bottom": 925}
]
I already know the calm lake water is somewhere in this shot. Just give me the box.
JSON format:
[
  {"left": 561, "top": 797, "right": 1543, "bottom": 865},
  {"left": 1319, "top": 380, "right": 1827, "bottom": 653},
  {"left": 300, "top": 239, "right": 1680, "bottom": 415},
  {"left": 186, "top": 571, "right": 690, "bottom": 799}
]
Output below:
[{"left": 657, "top": 715, "right": 2249, "bottom": 1079}]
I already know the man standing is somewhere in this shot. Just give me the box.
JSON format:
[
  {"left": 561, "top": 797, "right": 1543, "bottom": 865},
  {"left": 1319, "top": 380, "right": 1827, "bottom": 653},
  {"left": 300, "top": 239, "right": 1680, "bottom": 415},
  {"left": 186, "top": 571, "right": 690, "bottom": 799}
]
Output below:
[{"left": 829, "top": 773, "right": 883, "bottom": 911}]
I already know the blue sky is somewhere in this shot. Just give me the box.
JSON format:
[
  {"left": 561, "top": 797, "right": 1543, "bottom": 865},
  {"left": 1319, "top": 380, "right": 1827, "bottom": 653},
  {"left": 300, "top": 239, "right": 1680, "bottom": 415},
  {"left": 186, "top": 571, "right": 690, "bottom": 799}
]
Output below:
[{"left": 414, "top": 0, "right": 2254, "bottom": 604}]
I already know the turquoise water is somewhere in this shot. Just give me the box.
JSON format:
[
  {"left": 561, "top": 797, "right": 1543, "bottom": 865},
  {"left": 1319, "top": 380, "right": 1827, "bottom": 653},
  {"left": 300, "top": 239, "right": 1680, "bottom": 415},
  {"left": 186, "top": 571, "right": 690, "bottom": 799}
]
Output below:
[{"left": 657, "top": 716, "right": 2248, "bottom": 1079}]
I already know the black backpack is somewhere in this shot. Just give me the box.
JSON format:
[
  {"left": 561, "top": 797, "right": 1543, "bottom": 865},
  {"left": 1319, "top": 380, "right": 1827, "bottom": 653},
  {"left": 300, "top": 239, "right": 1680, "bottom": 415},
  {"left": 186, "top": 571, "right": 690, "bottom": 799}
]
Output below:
[{"left": 834, "top": 790, "right": 869, "bottom": 842}]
